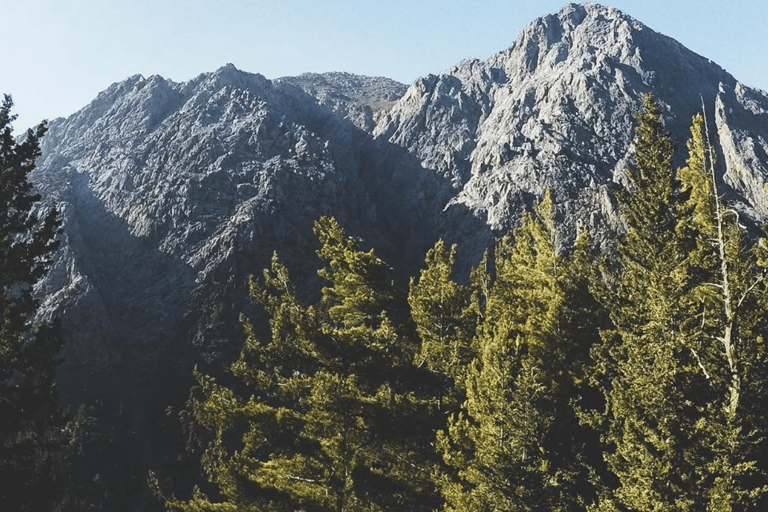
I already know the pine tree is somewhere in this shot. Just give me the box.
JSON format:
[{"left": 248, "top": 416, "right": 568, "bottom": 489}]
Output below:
[
  {"left": 0, "top": 94, "right": 66, "bottom": 511},
  {"left": 437, "top": 191, "right": 599, "bottom": 511},
  {"left": 408, "top": 239, "right": 484, "bottom": 405},
  {"left": 156, "top": 217, "right": 439, "bottom": 511},
  {"left": 585, "top": 93, "right": 705, "bottom": 511},
  {"left": 299, "top": 216, "right": 439, "bottom": 510},
  {"left": 584, "top": 95, "right": 768, "bottom": 511},
  {"left": 675, "top": 112, "right": 768, "bottom": 510}
]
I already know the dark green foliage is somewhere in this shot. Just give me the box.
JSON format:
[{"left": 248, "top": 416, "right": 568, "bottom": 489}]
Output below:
[
  {"left": 0, "top": 94, "right": 66, "bottom": 511},
  {"left": 60, "top": 403, "right": 155, "bottom": 512},
  {"left": 585, "top": 93, "right": 702, "bottom": 511},
  {"left": 585, "top": 97, "right": 768, "bottom": 511},
  {"left": 675, "top": 113, "right": 768, "bottom": 510},
  {"left": 409, "top": 239, "right": 484, "bottom": 408}
]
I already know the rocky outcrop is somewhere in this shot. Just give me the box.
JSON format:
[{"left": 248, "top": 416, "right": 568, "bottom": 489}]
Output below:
[
  {"left": 714, "top": 82, "right": 768, "bottom": 218},
  {"left": 276, "top": 72, "right": 407, "bottom": 131},
  {"left": 374, "top": 3, "right": 767, "bottom": 249},
  {"left": 31, "top": 65, "right": 411, "bottom": 422},
  {"left": 28, "top": 3, "right": 768, "bottom": 426}
]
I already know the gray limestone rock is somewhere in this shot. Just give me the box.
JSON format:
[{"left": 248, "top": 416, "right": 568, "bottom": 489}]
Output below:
[
  {"left": 28, "top": 3, "right": 768, "bottom": 426},
  {"left": 276, "top": 72, "right": 407, "bottom": 131},
  {"left": 374, "top": 3, "right": 767, "bottom": 252},
  {"left": 32, "top": 64, "right": 396, "bottom": 422}
]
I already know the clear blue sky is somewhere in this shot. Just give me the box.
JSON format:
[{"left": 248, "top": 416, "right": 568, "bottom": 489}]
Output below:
[{"left": 4, "top": 0, "right": 767, "bottom": 132}]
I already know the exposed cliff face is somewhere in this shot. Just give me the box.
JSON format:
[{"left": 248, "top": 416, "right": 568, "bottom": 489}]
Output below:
[
  {"left": 29, "top": 3, "right": 768, "bottom": 423},
  {"left": 31, "top": 65, "right": 413, "bottom": 419},
  {"left": 276, "top": 72, "right": 407, "bottom": 131},
  {"left": 374, "top": 3, "right": 768, "bottom": 248},
  {"left": 714, "top": 82, "right": 768, "bottom": 217}
]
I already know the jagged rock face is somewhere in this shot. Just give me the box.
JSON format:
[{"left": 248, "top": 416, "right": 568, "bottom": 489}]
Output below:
[
  {"left": 32, "top": 65, "right": 410, "bottom": 420},
  {"left": 375, "top": 2, "right": 768, "bottom": 246},
  {"left": 714, "top": 82, "right": 768, "bottom": 216},
  {"left": 276, "top": 72, "right": 407, "bottom": 131},
  {"left": 30, "top": 3, "right": 768, "bottom": 424}
]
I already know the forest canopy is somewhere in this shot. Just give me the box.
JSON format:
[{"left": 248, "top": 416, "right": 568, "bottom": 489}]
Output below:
[
  {"left": 152, "top": 94, "right": 768, "bottom": 512},
  {"left": 4, "top": 85, "right": 768, "bottom": 511}
]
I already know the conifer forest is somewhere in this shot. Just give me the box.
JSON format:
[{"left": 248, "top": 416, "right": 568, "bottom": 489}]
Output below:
[{"left": 5, "top": 89, "right": 768, "bottom": 511}]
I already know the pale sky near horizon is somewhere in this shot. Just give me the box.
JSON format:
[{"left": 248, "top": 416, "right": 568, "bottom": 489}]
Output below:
[{"left": 4, "top": 0, "right": 767, "bottom": 133}]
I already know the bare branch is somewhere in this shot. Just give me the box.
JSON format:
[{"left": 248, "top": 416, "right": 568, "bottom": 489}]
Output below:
[
  {"left": 737, "top": 274, "right": 765, "bottom": 309},
  {"left": 690, "top": 348, "right": 711, "bottom": 380}
]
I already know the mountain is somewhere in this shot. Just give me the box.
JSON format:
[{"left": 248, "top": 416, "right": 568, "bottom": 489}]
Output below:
[
  {"left": 374, "top": 3, "right": 768, "bottom": 249},
  {"left": 275, "top": 71, "right": 407, "bottom": 131},
  {"left": 31, "top": 65, "right": 421, "bottom": 422},
  {"left": 29, "top": 2, "right": 768, "bottom": 427}
]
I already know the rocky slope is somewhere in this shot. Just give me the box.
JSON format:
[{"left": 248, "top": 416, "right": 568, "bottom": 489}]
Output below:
[
  {"left": 29, "top": 3, "right": 768, "bottom": 425},
  {"left": 31, "top": 65, "right": 418, "bottom": 421},
  {"left": 276, "top": 72, "right": 407, "bottom": 131},
  {"left": 375, "top": 3, "right": 768, "bottom": 250}
]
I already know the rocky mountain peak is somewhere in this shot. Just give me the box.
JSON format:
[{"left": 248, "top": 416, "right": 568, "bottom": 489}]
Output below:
[
  {"left": 502, "top": 3, "right": 641, "bottom": 72},
  {"left": 374, "top": 1, "right": 760, "bottom": 246},
  {"left": 31, "top": 62, "right": 397, "bottom": 414},
  {"left": 276, "top": 71, "right": 407, "bottom": 131},
  {"left": 494, "top": 2, "right": 730, "bottom": 95},
  {"left": 28, "top": 3, "right": 768, "bottom": 431}
]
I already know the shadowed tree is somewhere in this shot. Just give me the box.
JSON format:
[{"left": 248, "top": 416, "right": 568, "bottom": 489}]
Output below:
[
  {"left": 0, "top": 94, "right": 66, "bottom": 512},
  {"left": 409, "top": 239, "right": 486, "bottom": 409},
  {"left": 155, "top": 217, "right": 440, "bottom": 512}
]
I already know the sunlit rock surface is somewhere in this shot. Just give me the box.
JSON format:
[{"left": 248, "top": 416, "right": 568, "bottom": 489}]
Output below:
[{"left": 30, "top": 3, "right": 768, "bottom": 425}]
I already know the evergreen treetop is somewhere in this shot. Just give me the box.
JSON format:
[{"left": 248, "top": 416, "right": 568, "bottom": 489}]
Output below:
[{"left": 0, "top": 94, "right": 66, "bottom": 512}]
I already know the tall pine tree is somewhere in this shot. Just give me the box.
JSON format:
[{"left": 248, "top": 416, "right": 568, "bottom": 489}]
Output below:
[
  {"left": 586, "top": 95, "right": 768, "bottom": 511},
  {"left": 156, "top": 217, "right": 440, "bottom": 511},
  {"left": 409, "top": 239, "right": 485, "bottom": 407},
  {"left": 0, "top": 94, "right": 66, "bottom": 512},
  {"left": 676, "top": 112, "right": 768, "bottom": 510},
  {"left": 437, "top": 190, "right": 600, "bottom": 511},
  {"left": 585, "top": 93, "right": 704, "bottom": 511}
]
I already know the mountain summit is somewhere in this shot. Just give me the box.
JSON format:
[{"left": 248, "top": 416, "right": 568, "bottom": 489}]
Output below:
[
  {"left": 376, "top": 3, "right": 766, "bottom": 244},
  {"left": 29, "top": 2, "right": 768, "bottom": 424}
]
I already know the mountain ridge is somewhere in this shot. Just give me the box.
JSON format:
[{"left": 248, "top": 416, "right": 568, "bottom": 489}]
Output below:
[
  {"left": 374, "top": 2, "right": 759, "bottom": 244},
  {"left": 27, "top": 2, "right": 768, "bottom": 426}
]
